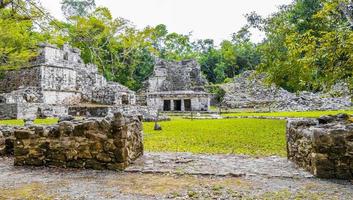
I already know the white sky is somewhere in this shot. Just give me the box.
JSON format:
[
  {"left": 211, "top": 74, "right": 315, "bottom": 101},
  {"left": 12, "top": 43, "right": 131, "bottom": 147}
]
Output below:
[{"left": 39, "top": 0, "right": 292, "bottom": 44}]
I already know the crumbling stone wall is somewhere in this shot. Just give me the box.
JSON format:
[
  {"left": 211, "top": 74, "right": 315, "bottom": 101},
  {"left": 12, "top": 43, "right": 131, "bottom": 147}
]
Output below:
[
  {"left": 0, "top": 67, "right": 41, "bottom": 93},
  {"left": 40, "top": 66, "right": 77, "bottom": 92},
  {"left": 0, "top": 104, "right": 18, "bottom": 119},
  {"left": 0, "top": 87, "right": 43, "bottom": 104},
  {"left": 91, "top": 83, "right": 136, "bottom": 106},
  {"left": 287, "top": 114, "right": 353, "bottom": 179},
  {"left": 0, "top": 126, "right": 15, "bottom": 156},
  {"left": 222, "top": 71, "right": 352, "bottom": 111},
  {"left": 141, "top": 59, "right": 208, "bottom": 93},
  {"left": 76, "top": 64, "right": 107, "bottom": 102},
  {"left": 68, "top": 105, "right": 170, "bottom": 122},
  {"left": 10, "top": 113, "right": 143, "bottom": 170}
]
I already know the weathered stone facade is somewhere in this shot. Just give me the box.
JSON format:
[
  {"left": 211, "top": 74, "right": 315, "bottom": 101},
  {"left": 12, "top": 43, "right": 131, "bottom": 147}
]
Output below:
[
  {"left": 2, "top": 112, "right": 143, "bottom": 170},
  {"left": 222, "top": 71, "right": 352, "bottom": 111},
  {"left": 0, "top": 43, "right": 136, "bottom": 119},
  {"left": 140, "top": 59, "right": 210, "bottom": 112},
  {"left": 287, "top": 114, "right": 353, "bottom": 179},
  {"left": 68, "top": 105, "right": 169, "bottom": 122}
]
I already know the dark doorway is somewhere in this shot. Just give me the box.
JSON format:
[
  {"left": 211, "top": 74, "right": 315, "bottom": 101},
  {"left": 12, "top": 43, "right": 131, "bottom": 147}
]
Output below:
[
  {"left": 122, "top": 95, "right": 129, "bottom": 105},
  {"left": 184, "top": 99, "right": 191, "bottom": 111},
  {"left": 163, "top": 100, "right": 171, "bottom": 111},
  {"left": 174, "top": 100, "right": 182, "bottom": 111},
  {"left": 63, "top": 52, "right": 69, "bottom": 60}
]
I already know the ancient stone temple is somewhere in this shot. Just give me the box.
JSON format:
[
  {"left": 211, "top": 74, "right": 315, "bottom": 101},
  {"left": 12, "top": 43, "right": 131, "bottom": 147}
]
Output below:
[
  {"left": 0, "top": 43, "right": 136, "bottom": 119},
  {"left": 139, "top": 59, "right": 210, "bottom": 112}
]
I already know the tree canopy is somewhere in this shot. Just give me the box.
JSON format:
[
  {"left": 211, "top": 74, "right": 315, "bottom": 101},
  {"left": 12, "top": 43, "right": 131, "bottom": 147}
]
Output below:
[
  {"left": 1, "top": 0, "right": 352, "bottom": 94},
  {"left": 251, "top": 0, "right": 353, "bottom": 93}
]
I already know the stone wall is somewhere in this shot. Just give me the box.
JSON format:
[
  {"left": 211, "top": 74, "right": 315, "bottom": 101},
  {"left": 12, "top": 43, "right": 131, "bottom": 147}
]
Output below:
[
  {"left": 111, "top": 105, "right": 170, "bottom": 122},
  {"left": 68, "top": 106, "right": 110, "bottom": 118},
  {"left": 0, "top": 67, "right": 41, "bottom": 93},
  {"left": 0, "top": 104, "right": 18, "bottom": 119},
  {"left": 287, "top": 114, "right": 353, "bottom": 179},
  {"left": 0, "top": 126, "right": 16, "bottom": 156},
  {"left": 68, "top": 105, "right": 170, "bottom": 122},
  {"left": 40, "top": 66, "right": 77, "bottom": 92},
  {"left": 0, "top": 87, "right": 44, "bottom": 104},
  {"left": 0, "top": 103, "right": 68, "bottom": 120},
  {"left": 76, "top": 64, "right": 107, "bottom": 102},
  {"left": 141, "top": 59, "right": 208, "bottom": 93},
  {"left": 91, "top": 83, "right": 136, "bottom": 106},
  {"left": 12, "top": 113, "right": 143, "bottom": 170},
  {"left": 146, "top": 91, "right": 210, "bottom": 112}
]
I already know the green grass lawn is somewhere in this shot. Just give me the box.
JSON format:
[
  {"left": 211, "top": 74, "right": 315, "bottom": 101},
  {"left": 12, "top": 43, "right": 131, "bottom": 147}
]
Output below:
[
  {"left": 144, "top": 118, "right": 286, "bottom": 157},
  {"left": 222, "top": 110, "right": 353, "bottom": 118},
  {"left": 0, "top": 118, "right": 58, "bottom": 126}
]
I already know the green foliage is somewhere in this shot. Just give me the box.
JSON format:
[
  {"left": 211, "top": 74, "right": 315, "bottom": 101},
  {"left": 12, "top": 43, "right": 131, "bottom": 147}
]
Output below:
[
  {"left": 0, "top": 1, "right": 260, "bottom": 90},
  {"left": 206, "top": 84, "right": 226, "bottom": 104},
  {"left": 56, "top": 7, "right": 156, "bottom": 89},
  {"left": 56, "top": 6, "right": 261, "bottom": 89},
  {"left": 61, "top": 0, "right": 96, "bottom": 18},
  {"left": 254, "top": 0, "right": 353, "bottom": 93},
  {"left": 0, "top": 1, "right": 46, "bottom": 70},
  {"left": 144, "top": 118, "right": 286, "bottom": 156},
  {"left": 196, "top": 27, "right": 260, "bottom": 84},
  {"left": 158, "top": 32, "right": 197, "bottom": 61}
]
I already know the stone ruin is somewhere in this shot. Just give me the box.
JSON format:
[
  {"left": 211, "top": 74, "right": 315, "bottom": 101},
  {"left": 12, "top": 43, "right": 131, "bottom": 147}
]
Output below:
[
  {"left": 287, "top": 114, "right": 353, "bottom": 179},
  {"left": 0, "top": 112, "right": 143, "bottom": 170},
  {"left": 2, "top": 44, "right": 166, "bottom": 122},
  {"left": 139, "top": 59, "right": 210, "bottom": 112},
  {"left": 221, "top": 71, "right": 352, "bottom": 111}
]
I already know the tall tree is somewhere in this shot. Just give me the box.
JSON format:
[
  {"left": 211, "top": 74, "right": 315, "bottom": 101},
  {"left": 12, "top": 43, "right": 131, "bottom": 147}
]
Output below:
[
  {"left": 252, "top": 0, "right": 353, "bottom": 93},
  {"left": 0, "top": 0, "right": 48, "bottom": 70},
  {"left": 61, "top": 0, "right": 96, "bottom": 18}
]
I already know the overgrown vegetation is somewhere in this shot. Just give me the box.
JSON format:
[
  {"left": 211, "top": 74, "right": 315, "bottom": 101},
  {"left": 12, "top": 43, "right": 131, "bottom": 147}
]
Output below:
[
  {"left": 249, "top": 0, "right": 353, "bottom": 93},
  {"left": 1, "top": 0, "right": 353, "bottom": 93},
  {"left": 0, "top": 0, "right": 260, "bottom": 90}
]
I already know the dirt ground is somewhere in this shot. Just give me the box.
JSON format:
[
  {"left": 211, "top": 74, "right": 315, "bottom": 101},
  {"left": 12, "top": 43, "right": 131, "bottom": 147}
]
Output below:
[{"left": 0, "top": 153, "right": 352, "bottom": 199}]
